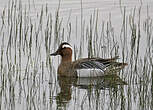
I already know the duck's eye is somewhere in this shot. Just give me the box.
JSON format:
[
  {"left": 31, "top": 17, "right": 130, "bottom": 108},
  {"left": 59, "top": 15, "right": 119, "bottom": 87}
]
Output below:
[
  {"left": 63, "top": 46, "right": 66, "bottom": 49},
  {"left": 61, "top": 46, "right": 66, "bottom": 49}
]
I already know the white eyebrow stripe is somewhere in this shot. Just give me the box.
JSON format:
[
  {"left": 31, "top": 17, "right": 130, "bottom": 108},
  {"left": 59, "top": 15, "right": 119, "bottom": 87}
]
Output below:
[{"left": 62, "top": 44, "right": 72, "bottom": 49}]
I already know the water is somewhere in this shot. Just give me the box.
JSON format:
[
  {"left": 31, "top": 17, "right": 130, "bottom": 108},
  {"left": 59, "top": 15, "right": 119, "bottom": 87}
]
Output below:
[{"left": 0, "top": 0, "right": 153, "bottom": 110}]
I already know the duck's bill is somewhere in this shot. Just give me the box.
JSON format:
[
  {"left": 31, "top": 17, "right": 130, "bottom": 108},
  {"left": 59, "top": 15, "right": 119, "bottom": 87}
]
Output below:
[{"left": 50, "top": 51, "right": 58, "bottom": 56}]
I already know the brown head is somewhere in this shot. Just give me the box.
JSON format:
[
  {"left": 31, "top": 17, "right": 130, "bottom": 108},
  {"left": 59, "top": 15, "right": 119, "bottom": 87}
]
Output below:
[{"left": 50, "top": 42, "right": 73, "bottom": 63}]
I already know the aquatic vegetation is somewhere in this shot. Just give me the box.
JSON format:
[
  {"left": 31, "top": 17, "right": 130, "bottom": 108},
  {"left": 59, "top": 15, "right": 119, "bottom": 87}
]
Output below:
[{"left": 0, "top": 0, "right": 152, "bottom": 110}]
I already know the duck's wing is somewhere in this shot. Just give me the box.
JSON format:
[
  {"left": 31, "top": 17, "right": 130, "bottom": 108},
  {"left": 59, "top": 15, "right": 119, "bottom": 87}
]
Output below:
[{"left": 73, "top": 56, "right": 123, "bottom": 72}]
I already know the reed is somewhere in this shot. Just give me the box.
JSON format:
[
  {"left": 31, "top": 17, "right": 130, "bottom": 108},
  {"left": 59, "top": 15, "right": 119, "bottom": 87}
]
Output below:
[{"left": 0, "top": 0, "right": 152, "bottom": 110}]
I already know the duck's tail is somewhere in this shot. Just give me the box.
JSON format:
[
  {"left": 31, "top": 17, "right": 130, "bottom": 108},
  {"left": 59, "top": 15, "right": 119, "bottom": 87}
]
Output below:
[{"left": 113, "top": 62, "right": 128, "bottom": 67}]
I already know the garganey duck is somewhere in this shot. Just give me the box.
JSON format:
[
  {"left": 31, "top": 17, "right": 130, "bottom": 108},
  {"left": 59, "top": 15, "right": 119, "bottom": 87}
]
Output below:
[{"left": 51, "top": 42, "right": 127, "bottom": 77}]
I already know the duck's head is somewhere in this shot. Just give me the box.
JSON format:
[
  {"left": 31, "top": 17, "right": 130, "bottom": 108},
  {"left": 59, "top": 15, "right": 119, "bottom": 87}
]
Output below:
[{"left": 50, "top": 42, "right": 73, "bottom": 62}]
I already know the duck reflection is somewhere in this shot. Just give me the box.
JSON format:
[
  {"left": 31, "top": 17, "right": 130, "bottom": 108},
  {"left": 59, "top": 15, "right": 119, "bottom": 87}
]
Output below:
[
  {"left": 56, "top": 76, "right": 77, "bottom": 109},
  {"left": 56, "top": 74, "right": 127, "bottom": 109},
  {"left": 76, "top": 74, "right": 127, "bottom": 90}
]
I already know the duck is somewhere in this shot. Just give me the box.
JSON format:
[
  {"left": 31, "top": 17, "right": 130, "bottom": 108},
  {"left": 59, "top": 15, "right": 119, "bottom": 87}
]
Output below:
[{"left": 50, "top": 42, "right": 127, "bottom": 77}]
